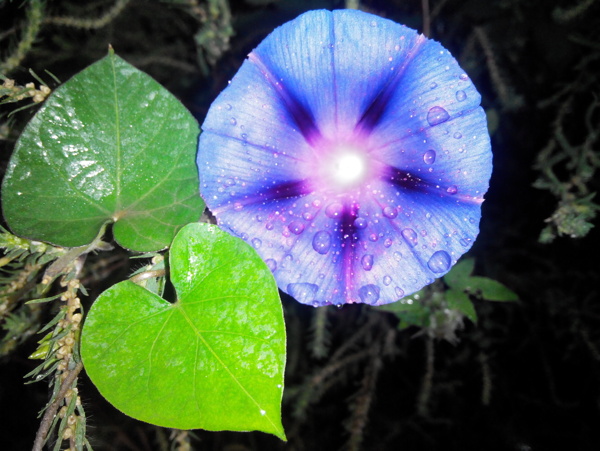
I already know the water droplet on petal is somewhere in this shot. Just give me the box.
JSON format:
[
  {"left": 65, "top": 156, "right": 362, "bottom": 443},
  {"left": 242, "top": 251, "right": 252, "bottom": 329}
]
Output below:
[
  {"left": 361, "top": 254, "right": 374, "bottom": 271},
  {"left": 225, "top": 103, "right": 232, "bottom": 110},
  {"left": 229, "top": 117, "right": 237, "bottom": 125},
  {"left": 446, "top": 185, "right": 458, "bottom": 194},
  {"left": 288, "top": 282, "right": 319, "bottom": 303},
  {"left": 265, "top": 258, "right": 277, "bottom": 271},
  {"left": 401, "top": 228, "right": 418, "bottom": 247},
  {"left": 429, "top": 82, "right": 438, "bottom": 89},
  {"left": 251, "top": 238, "right": 262, "bottom": 248},
  {"left": 288, "top": 220, "right": 305, "bottom": 235},
  {"left": 383, "top": 275, "right": 392, "bottom": 286},
  {"left": 453, "top": 132, "right": 462, "bottom": 139},
  {"left": 393, "top": 251, "right": 402, "bottom": 261},
  {"left": 369, "top": 233, "right": 378, "bottom": 242},
  {"left": 383, "top": 206, "right": 398, "bottom": 218},
  {"left": 456, "top": 90, "right": 467, "bottom": 101},
  {"left": 395, "top": 287, "right": 405, "bottom": 298},
  {"left": 354, "top": 217, "right": 368, "bottom": 229},
  {"left": 312, "top": 231, "right": 332, "bottom": 255},
  {"left": 384, "top": 238, "right": 393, "bottom": 248},
  {"left": 423, "top": 149, "right": 436, "bottom": 164},
  {"left": 427, "top": 250, "right": 451, "bottom": 273},
  {"left": 358, "top": 284, "right": 380, "bottom": 305},
  {"left": 459, "top": 73, "right": 469, "bottom": 81},
  {"left": 427, "top": 106, "right": 450, "bottom": 126},
  {"left": 325, "top": 202, "right": 344, "bottom": 218}
]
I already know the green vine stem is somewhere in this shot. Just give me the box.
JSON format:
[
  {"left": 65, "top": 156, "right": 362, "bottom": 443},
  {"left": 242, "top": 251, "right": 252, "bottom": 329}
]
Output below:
[
  {"left": 0, "top": 0, "right": 45, "bottom": 75},
  {"left": 44, "top": 0, "right": 131, "bottom": 30}
]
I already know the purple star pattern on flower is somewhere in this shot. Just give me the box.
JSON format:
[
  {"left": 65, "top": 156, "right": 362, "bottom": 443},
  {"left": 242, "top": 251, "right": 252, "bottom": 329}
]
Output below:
[{"left": 197, "top": 9, "right": 492, "bottom": 306}]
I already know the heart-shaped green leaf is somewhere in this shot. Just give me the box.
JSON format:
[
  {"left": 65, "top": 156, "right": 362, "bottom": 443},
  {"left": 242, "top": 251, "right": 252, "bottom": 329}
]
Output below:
[
  {"left": 1, "top": 49, "right": 203, "bottom": 251},
  {"left": 81, "top": 223, "right": 286, "bottom": 439}
]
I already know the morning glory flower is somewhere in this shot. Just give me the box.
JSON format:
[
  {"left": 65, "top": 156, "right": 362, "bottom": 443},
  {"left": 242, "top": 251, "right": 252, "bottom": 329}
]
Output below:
[{"left": 197, "top": 9, "right": 492, "bottom": 307}]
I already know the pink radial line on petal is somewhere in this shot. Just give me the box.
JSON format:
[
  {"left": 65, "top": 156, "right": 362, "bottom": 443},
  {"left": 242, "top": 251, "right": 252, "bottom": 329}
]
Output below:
[
  {"left": 211, "top": 181, "right": 313, "bottom": 216},
  {"left": 335, "top": 201, "right": 361, "bottom": 303},
  {"left": 354, "top": 35, "right": 427, "bottom": 134},
  {"left": 248, "top": 52, "right": 323, "bottom": 149},
  {"left": 380, "top": 164, "right": 486, "bottom": 205},
  {"left": 369, "top": 106, "right": 484, "bottom": 153},
  {"left": 329, "top": 14, "right": 339, "bottom": 133},
  {"left": 203, "top": 129, "right": 307, "bottom": 162}
]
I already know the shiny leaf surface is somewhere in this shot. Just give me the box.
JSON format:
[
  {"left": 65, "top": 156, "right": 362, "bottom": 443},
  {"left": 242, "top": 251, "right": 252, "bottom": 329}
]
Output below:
[
  {"left": 2, "top": 50, "right": 203, "bottom": 251},
  {"left": 81, "top": 223, "right": 286, "bottom": 438}
]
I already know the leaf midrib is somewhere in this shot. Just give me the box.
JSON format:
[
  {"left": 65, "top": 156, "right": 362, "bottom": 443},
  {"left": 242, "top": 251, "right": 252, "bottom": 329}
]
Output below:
[{"left": 109, "top": 52, "right": 123, "bottom": 210}]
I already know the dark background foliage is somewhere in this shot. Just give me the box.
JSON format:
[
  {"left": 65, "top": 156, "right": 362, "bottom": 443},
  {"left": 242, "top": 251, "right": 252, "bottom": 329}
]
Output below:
[{"left": 1, "top": 0, "right": 599, "bottom": 450}]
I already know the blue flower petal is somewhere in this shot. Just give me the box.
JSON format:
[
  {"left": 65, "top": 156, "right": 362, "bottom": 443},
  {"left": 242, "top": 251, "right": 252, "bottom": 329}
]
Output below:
[
  {"left": 197, "top": 9, "right": 493, "bottom": 307},
  {"left": 249, "top": 9, "right": 423, "bottom": 140}
]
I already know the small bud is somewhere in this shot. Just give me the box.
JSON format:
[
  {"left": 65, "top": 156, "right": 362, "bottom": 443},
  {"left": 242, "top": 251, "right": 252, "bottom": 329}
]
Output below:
[{"left": 62, "top": 427, "right": 73, "bottom": 440}]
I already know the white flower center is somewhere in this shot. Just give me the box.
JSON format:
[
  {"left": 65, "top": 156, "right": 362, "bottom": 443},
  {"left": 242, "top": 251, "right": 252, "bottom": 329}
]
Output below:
[{"left": 329, "top": 147, "right": 366, "bottom": 188}]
